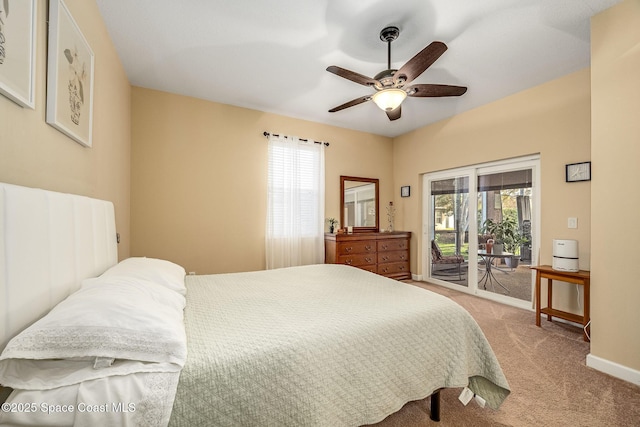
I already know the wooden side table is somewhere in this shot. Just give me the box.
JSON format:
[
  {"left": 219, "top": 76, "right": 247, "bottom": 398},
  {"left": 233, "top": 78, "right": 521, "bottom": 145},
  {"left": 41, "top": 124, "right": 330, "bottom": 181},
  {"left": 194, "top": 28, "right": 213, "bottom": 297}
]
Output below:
[{"left": 531, "top": 265, "right": 591, "bottom": 341}]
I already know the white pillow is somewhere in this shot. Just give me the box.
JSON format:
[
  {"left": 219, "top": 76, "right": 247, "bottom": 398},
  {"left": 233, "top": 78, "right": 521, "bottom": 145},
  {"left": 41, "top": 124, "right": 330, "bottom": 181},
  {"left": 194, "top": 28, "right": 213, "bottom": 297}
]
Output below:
[
  {"left": 100, "top": 257, "right": 186, "bottom": 295},
  {"left": 0, "top": 276, "right": 186, "bottom": 390}
]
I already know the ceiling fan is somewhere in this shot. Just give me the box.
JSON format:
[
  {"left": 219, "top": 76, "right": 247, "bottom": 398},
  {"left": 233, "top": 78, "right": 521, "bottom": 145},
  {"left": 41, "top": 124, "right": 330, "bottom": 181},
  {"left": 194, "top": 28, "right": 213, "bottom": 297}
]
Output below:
[{"left": 326, "top": 26, "right": 467, "bottom": 121}]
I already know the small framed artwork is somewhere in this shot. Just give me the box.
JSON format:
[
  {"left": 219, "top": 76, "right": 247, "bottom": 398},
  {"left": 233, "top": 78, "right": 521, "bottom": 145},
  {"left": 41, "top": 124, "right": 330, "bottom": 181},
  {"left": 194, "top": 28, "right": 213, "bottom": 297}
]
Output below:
[
  {"left": 565, "top": 161, "right": 591, "bottom": 182},
  {"left": 0, "top": 0, "right": 37, "bottom": 109},
  {"left": 401, "top": 186, "right": 410, "bottom": 197},
  {"left": 46, "top": 0, "right": 94, "bottom": 147}
]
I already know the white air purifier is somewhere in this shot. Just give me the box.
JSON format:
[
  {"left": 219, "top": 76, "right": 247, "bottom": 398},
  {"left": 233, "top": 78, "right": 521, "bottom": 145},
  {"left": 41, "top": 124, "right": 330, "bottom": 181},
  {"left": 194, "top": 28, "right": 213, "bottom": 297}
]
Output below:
[{"left": 552, "top": 239, "right": 579, "bottom": 272}]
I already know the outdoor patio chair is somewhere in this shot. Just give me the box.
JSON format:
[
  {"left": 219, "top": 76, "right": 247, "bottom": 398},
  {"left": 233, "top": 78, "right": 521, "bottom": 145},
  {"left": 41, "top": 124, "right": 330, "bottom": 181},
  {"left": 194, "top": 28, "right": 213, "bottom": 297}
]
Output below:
[{"left": 431, "top": 240, "right": 465, "bottom": 280}]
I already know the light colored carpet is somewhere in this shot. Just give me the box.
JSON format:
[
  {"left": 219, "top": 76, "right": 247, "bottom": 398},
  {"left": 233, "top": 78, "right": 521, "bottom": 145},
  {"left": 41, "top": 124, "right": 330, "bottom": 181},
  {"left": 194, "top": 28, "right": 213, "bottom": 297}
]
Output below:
[{"left": 368, "top": 281, "right": 640, "bottom": 427}]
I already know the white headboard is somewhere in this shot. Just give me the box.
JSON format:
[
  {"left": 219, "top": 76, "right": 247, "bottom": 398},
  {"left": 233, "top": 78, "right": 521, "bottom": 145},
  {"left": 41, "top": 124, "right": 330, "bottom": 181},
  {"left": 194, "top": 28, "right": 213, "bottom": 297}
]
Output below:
[{"left": 0, "top": 183, "right": 118, "bottom": 351}]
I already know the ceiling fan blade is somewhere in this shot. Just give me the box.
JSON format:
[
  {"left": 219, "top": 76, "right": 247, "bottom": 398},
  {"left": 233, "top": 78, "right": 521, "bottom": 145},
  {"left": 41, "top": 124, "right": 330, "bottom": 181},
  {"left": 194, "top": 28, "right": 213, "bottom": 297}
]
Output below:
[
  {"left": 406, "top": 84, "right": 467, "bottom": 97},
  {"left": 328, "top": 95, "right": 372, "bottom": 113},
  {"left": 393, "top": 41, "right": 448, "bottom": 85},
  {"left": 326, "top": 66, "right": 378, "bottom": 87},
  {"left": 386, "top": 106, "right": 401, "bottom": 121}
]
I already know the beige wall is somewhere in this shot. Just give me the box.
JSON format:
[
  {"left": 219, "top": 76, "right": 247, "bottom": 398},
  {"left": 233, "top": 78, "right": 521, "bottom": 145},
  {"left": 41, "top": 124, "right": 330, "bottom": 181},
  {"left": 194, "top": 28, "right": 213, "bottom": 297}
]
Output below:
[
  {"left": 393, "top": 68, "right": 592, "bottom": 313},
  {"left": 131, "top": 87, "right": 393, "bottom": 274},
  {"left": 0, "top": 0, "right": 131, "bottom": 259},
  {"left": 590, "top": 0, "right": 640, "bottom": 373}
]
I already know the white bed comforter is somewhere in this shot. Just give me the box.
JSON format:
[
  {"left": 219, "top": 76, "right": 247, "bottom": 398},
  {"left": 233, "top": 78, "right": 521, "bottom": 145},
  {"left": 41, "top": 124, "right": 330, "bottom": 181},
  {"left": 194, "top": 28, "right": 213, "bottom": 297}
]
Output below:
[
  {"left": 0, "top": 275, "right": 187, "bottom": 427},
  {"left": 169, "top": 264, "right": 510, "bottom": 427}
]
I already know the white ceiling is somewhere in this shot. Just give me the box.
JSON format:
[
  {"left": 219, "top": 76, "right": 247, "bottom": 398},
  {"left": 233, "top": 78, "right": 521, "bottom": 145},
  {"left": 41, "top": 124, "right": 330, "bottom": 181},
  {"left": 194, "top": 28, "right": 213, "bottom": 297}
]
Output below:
[{"left": 96, "top": 0, "right": 620, "bottom": 138}]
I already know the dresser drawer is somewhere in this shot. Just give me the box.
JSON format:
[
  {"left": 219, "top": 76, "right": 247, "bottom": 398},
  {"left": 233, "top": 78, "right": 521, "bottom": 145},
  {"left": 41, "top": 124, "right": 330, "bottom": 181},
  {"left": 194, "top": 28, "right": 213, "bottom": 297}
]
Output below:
[
  {"left": 337, "top": 241, "right": 376, "bottom": 255},
  {"left": 377, "top": 239, "right": 408, "bottom": 252},
  {"left": 355, "top": 264, "right": 377, "bottom": 274},
  {"left": 377, "top": 261, "right": 410, "bottom": 277},
  {"left": 338, "top": 253, "right": 376, "bottom": 267},
  {"left": 377, "top": 250, "right": 409, "bottom": 264}
]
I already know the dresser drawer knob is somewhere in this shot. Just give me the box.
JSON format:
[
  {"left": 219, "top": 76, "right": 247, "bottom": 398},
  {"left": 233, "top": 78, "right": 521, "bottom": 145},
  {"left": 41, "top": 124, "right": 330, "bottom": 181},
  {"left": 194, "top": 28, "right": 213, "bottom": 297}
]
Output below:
[
  {"left": 365, "top": 257, "right": 372, "bottom": 263},
  {"left": 400, "top": 255, "right": 406, "bottom": 260},
  {"left": 365, "top": 245, "right": 372, "bottom": 251},
  {"left": 345, "top": 247, "right": 353, "bottom": 253},
  {"left": 381, "top": 244, "right": 388, "bottom": 250},
  {"left": 345, "top": 259, "right": 353, "bottom": 265},
  {"left": 382, "top": 256, "right": 389, "bottom": 261}
]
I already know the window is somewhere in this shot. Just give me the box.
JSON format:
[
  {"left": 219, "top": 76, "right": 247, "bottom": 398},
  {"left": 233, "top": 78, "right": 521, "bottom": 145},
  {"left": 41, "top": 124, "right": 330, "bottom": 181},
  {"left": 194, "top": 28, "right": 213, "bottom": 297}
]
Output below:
[
  {"left": 266, "top": 135, "right": 325, "bottom": 268},
  {"left": 268, "top": 143, "right": 322, "bottom": 237}
]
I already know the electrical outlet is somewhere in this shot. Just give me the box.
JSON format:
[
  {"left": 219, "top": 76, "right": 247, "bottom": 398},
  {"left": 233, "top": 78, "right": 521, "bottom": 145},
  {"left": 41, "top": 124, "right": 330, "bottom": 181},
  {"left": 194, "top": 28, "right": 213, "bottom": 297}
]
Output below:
[{"left": 568, "top": 217, "right": 578, "bottom": 229}]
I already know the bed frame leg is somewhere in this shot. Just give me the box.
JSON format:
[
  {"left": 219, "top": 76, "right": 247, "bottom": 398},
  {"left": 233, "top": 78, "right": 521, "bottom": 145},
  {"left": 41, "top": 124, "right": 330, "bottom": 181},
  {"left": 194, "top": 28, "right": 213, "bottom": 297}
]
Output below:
[{"left": 430, "top": 390, "right": 441, "bottom": 422}]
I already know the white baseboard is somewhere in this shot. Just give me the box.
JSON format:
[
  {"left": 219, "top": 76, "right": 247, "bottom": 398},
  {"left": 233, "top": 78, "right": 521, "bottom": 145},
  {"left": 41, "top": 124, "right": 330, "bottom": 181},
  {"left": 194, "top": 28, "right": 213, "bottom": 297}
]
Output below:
[
  {"left": 586, "top": 353, "right": 640, "bottom": 387},
  {"left": 411, "top": 273, "right": 423, "bottom": 281}
]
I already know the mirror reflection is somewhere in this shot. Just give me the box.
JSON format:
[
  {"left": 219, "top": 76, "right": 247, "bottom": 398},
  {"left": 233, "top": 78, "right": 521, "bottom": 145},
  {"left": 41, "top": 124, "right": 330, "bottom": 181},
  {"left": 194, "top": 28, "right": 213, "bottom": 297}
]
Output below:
[{"left": 340, "top": 176, "right": 379, "bottom": 232}]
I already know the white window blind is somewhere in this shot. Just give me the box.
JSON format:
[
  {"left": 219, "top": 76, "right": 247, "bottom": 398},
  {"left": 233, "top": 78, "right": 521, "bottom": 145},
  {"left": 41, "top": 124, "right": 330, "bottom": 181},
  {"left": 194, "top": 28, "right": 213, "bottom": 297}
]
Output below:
[{"left": 266, "top": 135, "right": 325, "bottom": 269}]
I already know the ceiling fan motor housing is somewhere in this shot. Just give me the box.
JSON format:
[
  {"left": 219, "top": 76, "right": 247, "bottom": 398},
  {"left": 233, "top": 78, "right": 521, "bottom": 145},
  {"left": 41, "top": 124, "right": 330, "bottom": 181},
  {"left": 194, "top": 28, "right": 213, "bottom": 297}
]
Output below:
[{"left": 374, "top": 70, "right": 397, "bottom": 89}]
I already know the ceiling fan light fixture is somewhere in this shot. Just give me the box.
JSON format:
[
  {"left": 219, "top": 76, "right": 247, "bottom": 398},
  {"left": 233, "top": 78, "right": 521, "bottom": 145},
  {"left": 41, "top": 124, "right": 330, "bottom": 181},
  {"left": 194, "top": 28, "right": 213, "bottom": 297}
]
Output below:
[{"left": 372, "top": 88, "right": 407, "bottom": 111}]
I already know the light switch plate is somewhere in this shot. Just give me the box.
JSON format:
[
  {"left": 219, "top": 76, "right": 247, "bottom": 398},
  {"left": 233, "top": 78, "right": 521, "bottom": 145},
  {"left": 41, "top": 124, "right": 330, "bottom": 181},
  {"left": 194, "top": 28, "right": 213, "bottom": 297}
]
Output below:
[{"left": 568, "top": 217, "right": 578, "bottom": 229}]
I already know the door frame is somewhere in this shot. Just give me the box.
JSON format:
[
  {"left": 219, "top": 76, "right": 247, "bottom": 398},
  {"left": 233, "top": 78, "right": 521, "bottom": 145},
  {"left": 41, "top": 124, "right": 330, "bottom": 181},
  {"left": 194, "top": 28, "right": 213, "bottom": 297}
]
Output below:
[
  {"left": 421, "top": 155, "right": 541, "bottom": 310},
  {"left": 422, "top": 166, "right": 476, "bottom": 292}
]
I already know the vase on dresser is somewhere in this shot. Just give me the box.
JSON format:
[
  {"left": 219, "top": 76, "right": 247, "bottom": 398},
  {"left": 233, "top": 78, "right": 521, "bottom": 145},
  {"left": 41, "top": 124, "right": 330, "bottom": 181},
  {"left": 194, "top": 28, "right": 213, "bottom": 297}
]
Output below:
[{"left": 386, "top": 202, "right": 395, "bottom": 232}]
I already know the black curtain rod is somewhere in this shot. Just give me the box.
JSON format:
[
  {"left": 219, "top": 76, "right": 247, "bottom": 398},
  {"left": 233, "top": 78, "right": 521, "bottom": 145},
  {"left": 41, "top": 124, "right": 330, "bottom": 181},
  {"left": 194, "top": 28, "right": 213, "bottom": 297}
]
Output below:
[{"left": 263, "top": 131, "right": 329, "bottom": 147}]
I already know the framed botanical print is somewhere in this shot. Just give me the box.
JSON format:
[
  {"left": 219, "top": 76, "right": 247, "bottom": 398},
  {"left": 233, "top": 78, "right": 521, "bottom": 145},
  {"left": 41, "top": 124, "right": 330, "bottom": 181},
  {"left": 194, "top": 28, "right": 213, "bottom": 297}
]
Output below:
[
  {"left": 0, "top": 0, "right": 37, "bottom": 109},
  {"left": 46, "top": 0, "right": 94, "bottom": 147}
]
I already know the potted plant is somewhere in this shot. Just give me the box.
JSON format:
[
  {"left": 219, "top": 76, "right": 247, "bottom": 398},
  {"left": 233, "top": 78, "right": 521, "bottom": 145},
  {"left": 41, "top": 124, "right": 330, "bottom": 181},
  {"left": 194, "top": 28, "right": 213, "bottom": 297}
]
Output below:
[
  {"left": 481, "top": 218, "right": 525, "bottom": 267},
  {"left": 326, "top": 218, "right": 339, "bottom": 233},
  {"left": 503, "top": 229, "right": 527, "bottom": 268},
  {"left": 480, "top": 218, "right": 506, "bottom": 253}
]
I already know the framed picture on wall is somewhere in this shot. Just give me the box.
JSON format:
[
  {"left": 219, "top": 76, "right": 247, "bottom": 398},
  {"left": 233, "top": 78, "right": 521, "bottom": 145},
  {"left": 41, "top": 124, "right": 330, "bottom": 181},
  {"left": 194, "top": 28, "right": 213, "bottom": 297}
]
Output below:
[
  {"left": 0, "top": 0, "right": 37, "bottom": 109},
  {"left": 46, "top": 0, "right": 94, "bottom": 147}
]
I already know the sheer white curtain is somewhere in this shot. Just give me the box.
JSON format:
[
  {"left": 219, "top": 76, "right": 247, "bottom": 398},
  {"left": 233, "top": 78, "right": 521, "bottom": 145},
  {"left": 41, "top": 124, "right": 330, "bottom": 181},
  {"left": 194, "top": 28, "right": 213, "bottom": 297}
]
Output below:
[{"left": 266, "top": 134, "right": 325, "bottom": 269}]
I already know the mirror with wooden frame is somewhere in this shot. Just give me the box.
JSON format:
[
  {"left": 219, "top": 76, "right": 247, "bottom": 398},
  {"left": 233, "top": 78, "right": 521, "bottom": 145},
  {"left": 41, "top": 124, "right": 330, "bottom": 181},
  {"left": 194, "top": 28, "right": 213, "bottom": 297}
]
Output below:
[{"left": 340, "top": 176, "right": 379, "bottom": 232}]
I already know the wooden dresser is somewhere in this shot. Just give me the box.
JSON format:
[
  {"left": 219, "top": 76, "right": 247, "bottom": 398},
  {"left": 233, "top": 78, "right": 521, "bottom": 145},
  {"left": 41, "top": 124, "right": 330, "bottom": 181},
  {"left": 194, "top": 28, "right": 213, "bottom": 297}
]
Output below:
[{"left": 324, "top": 231, "right": 411, "bottom": 280}]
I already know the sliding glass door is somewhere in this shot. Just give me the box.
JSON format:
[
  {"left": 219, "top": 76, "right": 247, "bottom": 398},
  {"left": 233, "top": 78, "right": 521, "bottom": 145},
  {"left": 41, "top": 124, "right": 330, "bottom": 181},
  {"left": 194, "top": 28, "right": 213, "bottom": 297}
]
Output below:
[
  {"left": 424, "top": 156, "right": 539, "bottom": 308},
  {"left": 426, "top": 172, "right": 472, "bottom": 289},
  {"left": 476, "top": 166, "right": 534, "bottom": 302}
]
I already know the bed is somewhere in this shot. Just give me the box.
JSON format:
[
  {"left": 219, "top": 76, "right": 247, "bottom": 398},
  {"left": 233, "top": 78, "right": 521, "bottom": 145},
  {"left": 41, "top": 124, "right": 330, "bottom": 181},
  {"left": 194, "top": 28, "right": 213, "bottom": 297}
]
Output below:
[{"left": 0, "top": 183, "right": 509, "bottom": 426}]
